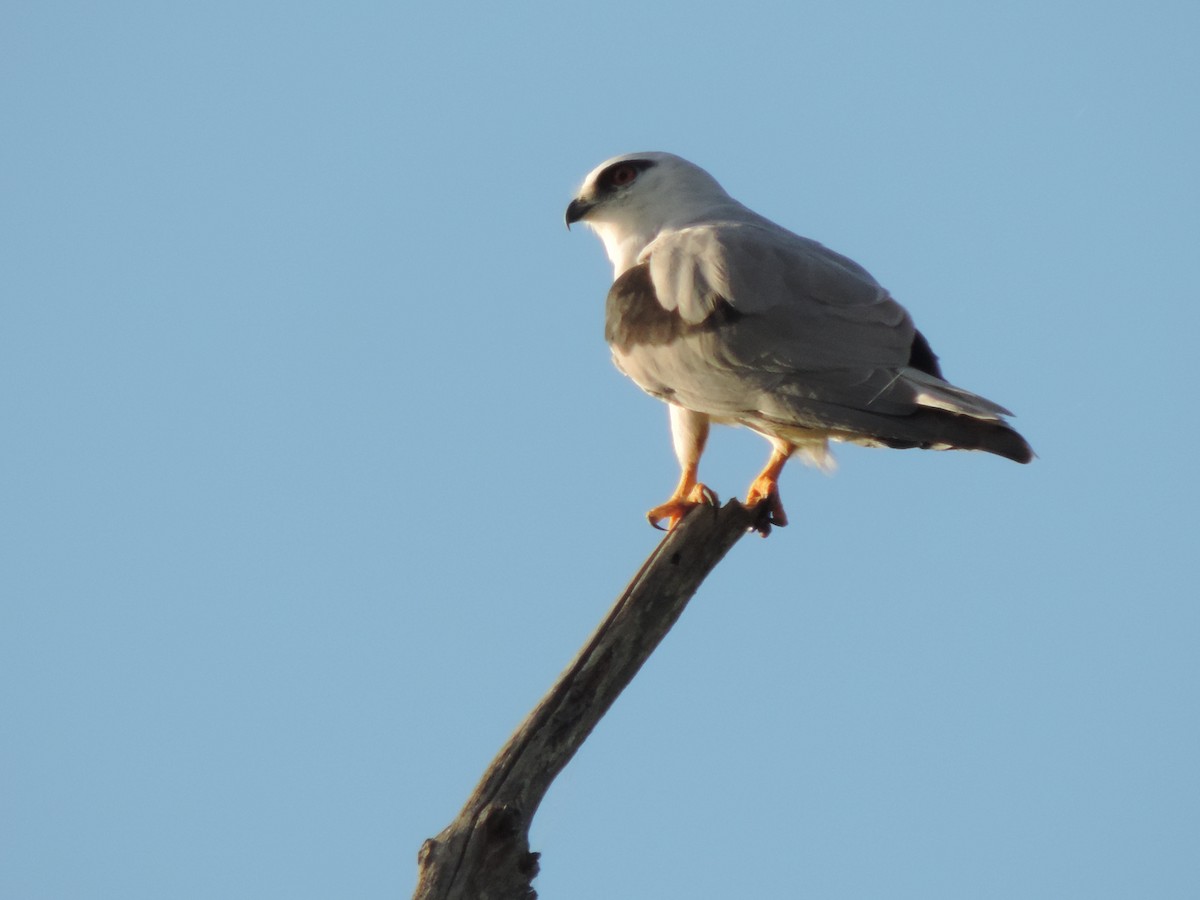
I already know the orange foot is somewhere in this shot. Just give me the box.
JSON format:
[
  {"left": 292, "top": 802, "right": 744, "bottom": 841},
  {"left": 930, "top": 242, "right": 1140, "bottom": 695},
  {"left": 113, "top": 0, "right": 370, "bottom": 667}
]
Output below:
[
  {"left": 646, "top": 483, "right": 719, "bottom": 531},
  {"left": 744, "top": 477, "right": 788, "bottom": 537}
]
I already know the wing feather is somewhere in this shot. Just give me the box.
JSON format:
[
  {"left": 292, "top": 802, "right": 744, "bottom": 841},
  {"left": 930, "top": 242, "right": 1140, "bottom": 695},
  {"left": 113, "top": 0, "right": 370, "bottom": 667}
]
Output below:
[
  {"left": 610, "top": 220, "right": 1031, "bottom": 463},
  {"left": 644, "top": 222, "right": 913, "bottom": 368}
]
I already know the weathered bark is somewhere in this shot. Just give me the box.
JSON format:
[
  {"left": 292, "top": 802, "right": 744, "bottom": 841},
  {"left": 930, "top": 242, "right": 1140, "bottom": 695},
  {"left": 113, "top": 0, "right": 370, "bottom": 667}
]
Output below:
[{"left": 412, "top": 500, "right": 763, "bottom": 900}]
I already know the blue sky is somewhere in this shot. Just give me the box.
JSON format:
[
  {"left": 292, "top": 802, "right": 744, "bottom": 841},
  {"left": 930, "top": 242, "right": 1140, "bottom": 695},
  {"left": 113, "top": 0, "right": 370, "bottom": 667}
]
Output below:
[{"left": 3, "top": 2, "right": 1198, "bottom": 897}]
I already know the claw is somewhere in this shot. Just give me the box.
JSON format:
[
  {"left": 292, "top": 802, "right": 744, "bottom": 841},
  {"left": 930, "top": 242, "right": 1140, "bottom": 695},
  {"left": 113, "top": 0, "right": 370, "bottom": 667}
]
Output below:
[
  {"left": 744, "top": 478, "right": 788, "bottom": 538},
  {"left": 646, "top": 483, "right": 719, "bottom": 531}
]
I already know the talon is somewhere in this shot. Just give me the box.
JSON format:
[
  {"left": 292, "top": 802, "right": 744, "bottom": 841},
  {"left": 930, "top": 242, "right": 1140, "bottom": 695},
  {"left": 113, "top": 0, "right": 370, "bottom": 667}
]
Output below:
[
  {"left": 745, "top": 477, "right": 788, "bottom": 537},
  {"left": 687, "top": 482, "right": 719, "bottom": 507},
  {"left": 750, "top": 502, "right": 774, "bottom": 537},
  {"left": 645, "top": 501, "right": 690, "bottom": 531},
  {"left": 646, "top": 483, "right": 717, "bottom": 531},
  {"left": 646, "top": 508, "right": 670, "bottom": 531}
]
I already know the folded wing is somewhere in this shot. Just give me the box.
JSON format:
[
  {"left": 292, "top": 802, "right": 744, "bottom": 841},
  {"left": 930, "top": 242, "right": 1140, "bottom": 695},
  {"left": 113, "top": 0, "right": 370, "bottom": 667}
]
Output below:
[{"left": 610, "top": 221, "right": 1031, "bottom": 463}]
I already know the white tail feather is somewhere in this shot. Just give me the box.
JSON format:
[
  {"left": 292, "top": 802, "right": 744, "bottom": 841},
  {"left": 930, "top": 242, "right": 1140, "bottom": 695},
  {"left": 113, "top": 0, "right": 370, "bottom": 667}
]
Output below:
[{"left": 902, "top": 367, "right": 1013, "bottom": 421}]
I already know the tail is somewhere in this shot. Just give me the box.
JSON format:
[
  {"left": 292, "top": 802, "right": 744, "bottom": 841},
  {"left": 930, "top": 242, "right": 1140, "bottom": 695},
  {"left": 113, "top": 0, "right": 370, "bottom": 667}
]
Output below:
[
  {"left": 896, "top": 367, "right": 1033, "bottom": 463},
  {"left": 879, "top": 407, "right": 1033, "bottom": 463}
]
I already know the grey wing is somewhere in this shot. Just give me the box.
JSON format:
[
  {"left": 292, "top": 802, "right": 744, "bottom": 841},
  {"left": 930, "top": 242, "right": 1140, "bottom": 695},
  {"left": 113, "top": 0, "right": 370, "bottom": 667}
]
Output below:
[
  {"left": 616, "top": 222, "right": 1031, "bottom": 461},
  {"left": 646, "top": 221, "right": 914, "bottom": 369}
]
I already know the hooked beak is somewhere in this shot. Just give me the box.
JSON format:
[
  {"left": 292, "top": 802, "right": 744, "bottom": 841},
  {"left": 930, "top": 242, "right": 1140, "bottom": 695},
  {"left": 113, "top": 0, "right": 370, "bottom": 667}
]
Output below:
[{"left": 564, "top": 197, "right": 594, "bottom": 229}]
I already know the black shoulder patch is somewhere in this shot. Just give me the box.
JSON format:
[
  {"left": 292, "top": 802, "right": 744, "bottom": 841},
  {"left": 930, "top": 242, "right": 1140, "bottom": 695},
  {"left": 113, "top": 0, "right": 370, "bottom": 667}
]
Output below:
[
  {"left": 604, "top": 263, "right": 741, "bottom": 353},
  {"left": 605, "top": 264, "right": 680, "bottom": 351},
  {"left": 604, "top": 264, "right": 744, "bottom": 352},
  {"left": 908, "top": 328, "right": 943, "bottom": 378}
]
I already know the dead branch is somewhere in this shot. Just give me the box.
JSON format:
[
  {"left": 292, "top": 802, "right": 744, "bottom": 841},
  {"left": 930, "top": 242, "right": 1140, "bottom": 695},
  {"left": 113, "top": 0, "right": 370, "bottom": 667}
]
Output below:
[{"left": 412, "top": 500, "right": 762, "bottom": 900}]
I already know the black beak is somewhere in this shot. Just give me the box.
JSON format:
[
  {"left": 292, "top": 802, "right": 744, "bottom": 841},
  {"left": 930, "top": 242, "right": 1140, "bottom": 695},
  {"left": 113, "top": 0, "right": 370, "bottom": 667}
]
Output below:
[{"left": 565, "top": 197, "right": 593, "bottom": 229}]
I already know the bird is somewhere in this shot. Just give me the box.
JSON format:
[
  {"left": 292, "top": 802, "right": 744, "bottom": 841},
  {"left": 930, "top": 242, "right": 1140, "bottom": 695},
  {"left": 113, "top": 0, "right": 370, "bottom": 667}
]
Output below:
[{"left": 565, "top": 152, "right": 1032, "bottom": 532}]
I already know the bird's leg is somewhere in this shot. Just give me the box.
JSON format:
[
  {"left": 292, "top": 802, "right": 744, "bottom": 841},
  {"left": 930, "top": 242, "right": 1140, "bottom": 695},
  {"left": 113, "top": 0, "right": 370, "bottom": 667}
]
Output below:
[
  {"left": 645, "top": 462, "right": 717, "bottom": 531},
  {"left": 646, "top": 407, "right": 717, "bottom": 530},
  {"left": 745, "top": 442, "right": 792, "bottom": 532}
]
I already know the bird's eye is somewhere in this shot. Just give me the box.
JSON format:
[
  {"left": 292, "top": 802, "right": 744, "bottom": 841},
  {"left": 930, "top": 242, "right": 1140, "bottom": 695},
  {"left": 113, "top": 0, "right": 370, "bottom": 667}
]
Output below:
[{"left": 610, "top": 165, "right": 637, "bottom": 186}]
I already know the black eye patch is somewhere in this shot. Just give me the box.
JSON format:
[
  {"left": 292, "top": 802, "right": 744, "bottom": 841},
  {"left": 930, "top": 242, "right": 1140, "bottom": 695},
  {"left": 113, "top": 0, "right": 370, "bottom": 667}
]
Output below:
[{"left": 596, "top": 158, "right": 657, "bottom": 193}]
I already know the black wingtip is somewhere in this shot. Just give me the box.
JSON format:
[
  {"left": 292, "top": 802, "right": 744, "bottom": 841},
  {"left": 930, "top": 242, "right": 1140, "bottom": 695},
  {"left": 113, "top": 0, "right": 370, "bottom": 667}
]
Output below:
[
  {"left": 879, "top": 412, "right": 1033, "bottom": 463},
  {"left": 987, "top": 425, "right": 1034, "bottom": 464}
]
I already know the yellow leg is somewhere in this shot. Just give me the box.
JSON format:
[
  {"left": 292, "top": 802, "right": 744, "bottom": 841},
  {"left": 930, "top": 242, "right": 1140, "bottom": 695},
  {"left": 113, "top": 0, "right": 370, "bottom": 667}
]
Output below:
[
  {"left": 646, "top": 462, "right": 718, "bottom": 531},
  {"left": 745, "top": 444, "right": 792, "bottom": 529},
  {"left": 646, "top": 406, "right": 717, "bottom": 530}
]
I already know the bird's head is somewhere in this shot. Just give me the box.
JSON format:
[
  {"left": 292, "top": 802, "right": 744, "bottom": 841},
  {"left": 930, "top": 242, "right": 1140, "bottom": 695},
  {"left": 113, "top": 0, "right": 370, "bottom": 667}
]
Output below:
[{"left": 566, "top": 152, "right": 735, "bottom": 274}]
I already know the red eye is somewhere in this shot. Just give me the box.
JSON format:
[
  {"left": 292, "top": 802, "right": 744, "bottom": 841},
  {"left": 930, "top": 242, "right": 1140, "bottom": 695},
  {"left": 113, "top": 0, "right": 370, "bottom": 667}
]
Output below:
[{"left": 611, "top": 164, "right": 637, "bottom": 186}]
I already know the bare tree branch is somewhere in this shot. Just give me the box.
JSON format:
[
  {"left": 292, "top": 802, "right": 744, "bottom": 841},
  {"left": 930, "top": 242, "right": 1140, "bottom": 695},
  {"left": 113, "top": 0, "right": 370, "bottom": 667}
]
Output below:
[{"left": 412, "top": 500, "right": 763, "bottom": 900}]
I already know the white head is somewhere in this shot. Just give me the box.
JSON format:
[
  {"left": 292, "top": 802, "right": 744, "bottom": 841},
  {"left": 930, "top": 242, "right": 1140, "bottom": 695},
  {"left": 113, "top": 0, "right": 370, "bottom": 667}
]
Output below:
[{"left": 566, "top": 152, "right": 741, "bottom": 275}]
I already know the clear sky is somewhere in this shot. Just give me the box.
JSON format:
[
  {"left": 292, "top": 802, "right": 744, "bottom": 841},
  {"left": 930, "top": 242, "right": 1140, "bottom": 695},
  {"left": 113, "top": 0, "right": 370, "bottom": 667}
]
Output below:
[{"left": 3, "top": 2, "right": 1198, "bottom": 897}]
